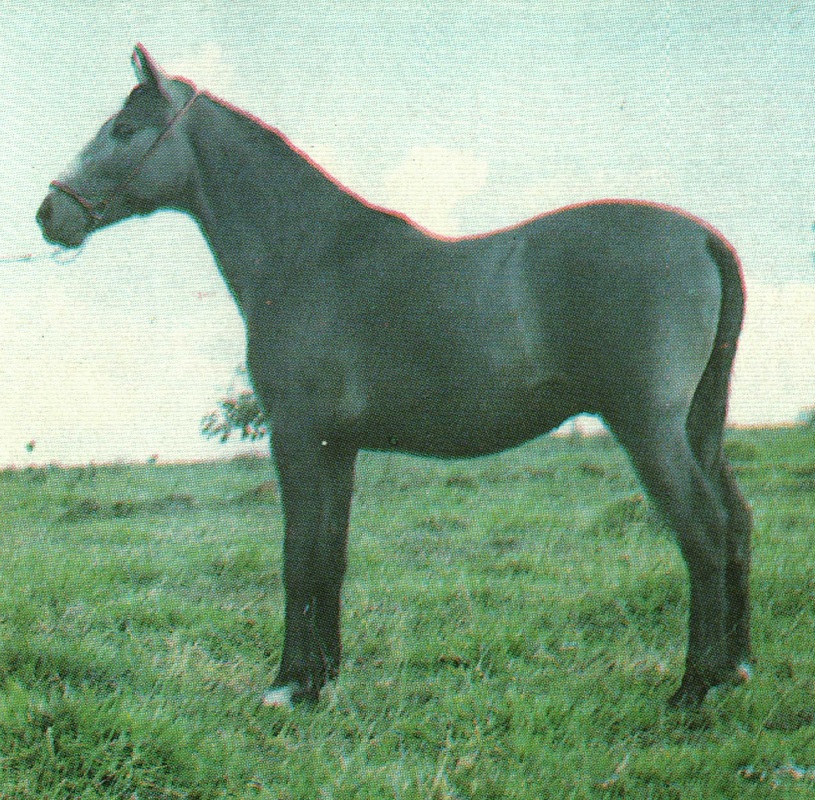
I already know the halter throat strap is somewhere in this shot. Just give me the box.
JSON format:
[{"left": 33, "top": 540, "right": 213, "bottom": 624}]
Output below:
[{"left": 50, "top": 90, "right": 201, "bottom": 224}]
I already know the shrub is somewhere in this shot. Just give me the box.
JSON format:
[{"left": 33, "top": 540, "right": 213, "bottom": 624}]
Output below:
[{"left": 201, "top": 369, "right": 268, "bottom": 443}]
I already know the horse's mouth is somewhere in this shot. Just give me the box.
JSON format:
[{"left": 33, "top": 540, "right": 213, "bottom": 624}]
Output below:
[{"left": 39, "top": 227, "right": 87, "bottom": 250}]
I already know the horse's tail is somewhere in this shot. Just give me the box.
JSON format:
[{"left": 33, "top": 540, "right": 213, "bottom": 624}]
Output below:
[{"left": 685, "top": 234, "right": 746, "bottom": 471}]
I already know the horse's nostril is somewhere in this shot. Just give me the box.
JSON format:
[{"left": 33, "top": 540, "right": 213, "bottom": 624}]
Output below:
[{"left": 36, "top": 195, "right": 53, "bottom": 227}]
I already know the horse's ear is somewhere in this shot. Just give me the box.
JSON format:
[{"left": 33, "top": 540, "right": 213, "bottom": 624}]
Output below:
[{"left": 131, "top": 44, "right": 170, "bottom": 99}]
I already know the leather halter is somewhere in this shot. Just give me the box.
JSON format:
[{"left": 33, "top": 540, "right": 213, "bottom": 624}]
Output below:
[{"left": 50, "top": 90, "right": 200, "bottom": 225}]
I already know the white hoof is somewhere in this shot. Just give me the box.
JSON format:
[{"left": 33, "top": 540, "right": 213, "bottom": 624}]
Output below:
[
  {"left": 262, "top": 684, "right": 296, "bottom": 709},
  {"left": 736, "top": 663, "right": 753, "bottom": 684}
]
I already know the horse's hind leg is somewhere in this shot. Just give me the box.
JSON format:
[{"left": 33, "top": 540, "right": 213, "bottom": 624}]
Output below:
[
  {"left": 686, "top": 408, "right": 753, "bottom": 672},
  {"left": 608, "top": 412, "right": 734, "bottom": 706},
  {"left": 716, "top": 459, "right": 753, "bottom": 670}
]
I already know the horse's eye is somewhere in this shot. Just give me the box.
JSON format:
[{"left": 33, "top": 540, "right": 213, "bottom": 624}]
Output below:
[{"left": 112, "top": 119, "right": 137, "bottom": 140}]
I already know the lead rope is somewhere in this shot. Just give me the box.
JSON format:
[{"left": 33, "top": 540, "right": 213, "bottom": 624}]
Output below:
[{"left": 0, "top": 247, "right": 87, "bottom": 265}]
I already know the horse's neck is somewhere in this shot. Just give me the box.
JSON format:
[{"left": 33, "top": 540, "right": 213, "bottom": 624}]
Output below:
[{"left": 186, "top": 97, "right": 348, "bottom": 307}]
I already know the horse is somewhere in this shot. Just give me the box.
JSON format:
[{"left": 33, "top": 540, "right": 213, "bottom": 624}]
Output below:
[{"left": 36, "top": 45, "right": 752, "bottom": 708}]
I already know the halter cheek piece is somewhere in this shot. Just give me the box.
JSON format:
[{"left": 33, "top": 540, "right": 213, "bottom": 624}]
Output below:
[{"left": 50, "top": 91, "right": 200, "bottom": 225}]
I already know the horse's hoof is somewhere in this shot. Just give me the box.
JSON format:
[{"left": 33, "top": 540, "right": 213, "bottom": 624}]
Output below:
[
  {"left": 262, "top": 684, "right": 298, "bottom": 709},
  {"left": 669, "top": 662, "right": 753, "bottom": 707},
  {"left": 668, "top": 684, "right": 706, "bottom": 709},
  {"left": 667, "top": 672, "right": 709, "bottom": 708}
]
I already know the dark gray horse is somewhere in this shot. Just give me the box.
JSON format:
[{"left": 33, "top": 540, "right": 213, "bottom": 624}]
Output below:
[{"left": 37, "top": 45, "right": 752, "bottom": 708}]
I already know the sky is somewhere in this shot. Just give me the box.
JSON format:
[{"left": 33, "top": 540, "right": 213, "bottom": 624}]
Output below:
[{"left": 0, "top": 1, "right": 813, "bottom": 465}]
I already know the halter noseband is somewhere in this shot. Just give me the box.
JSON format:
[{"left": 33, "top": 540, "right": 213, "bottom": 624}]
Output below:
[{"left": 50, "top": 90, "right": 200, "bottom": 225}]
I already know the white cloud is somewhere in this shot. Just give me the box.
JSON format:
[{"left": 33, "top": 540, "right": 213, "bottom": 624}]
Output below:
[
  {"left": 381, "top": 146, "right": 489, "bottom": 236},
  {"left": 730, "top": 281, "right": 815, "bottom": 426},
  {"left": 165, "top": 42, "right": 236, "bottom": 97}
]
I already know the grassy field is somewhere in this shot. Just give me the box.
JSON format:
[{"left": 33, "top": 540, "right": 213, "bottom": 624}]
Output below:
[{"left": 0, "top": 426, "right": 813, "bottom": 799}]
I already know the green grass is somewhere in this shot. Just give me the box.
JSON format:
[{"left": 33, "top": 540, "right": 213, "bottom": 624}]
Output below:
[{"left": 0, "top": 427, "right": 814, "bottom": 798}]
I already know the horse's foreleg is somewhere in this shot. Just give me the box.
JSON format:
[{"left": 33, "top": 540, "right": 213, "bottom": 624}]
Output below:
[{"left": 264, "top": 432, "right": 356, "bottom": 707}]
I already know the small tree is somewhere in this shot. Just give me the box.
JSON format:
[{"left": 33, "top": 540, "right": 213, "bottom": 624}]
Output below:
[{"left": 201, "top": 369, "right": 268, "bottom": 443}]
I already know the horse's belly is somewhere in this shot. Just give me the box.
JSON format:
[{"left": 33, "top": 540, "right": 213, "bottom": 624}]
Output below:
[{"left": 356, "top": 375, "right": 575, "bottom": 458}]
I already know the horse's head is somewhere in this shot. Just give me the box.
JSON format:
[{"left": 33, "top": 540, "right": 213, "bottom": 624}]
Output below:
[{"left": 37, "top": 45, "right": 198, "bottom": 248}]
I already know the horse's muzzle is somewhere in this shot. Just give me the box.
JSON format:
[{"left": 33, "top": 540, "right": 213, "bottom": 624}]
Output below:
[{"left": 36, "top": 192, "right": 87, "bottom": 249}]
